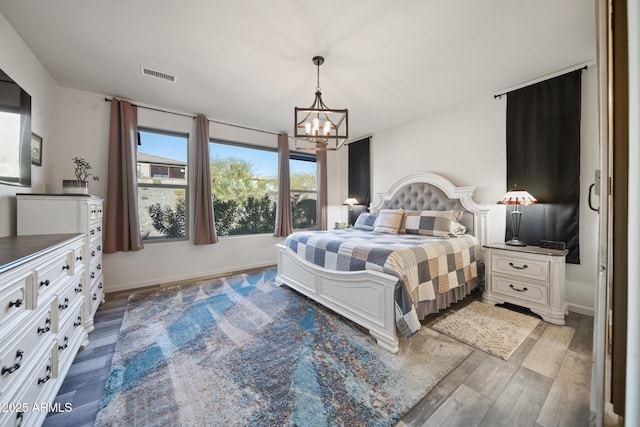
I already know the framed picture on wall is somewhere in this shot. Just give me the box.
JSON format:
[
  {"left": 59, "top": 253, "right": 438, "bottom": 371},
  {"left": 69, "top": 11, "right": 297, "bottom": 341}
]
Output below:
[{"left": 31, "top": 132, "right": 43, "bottom": 166}]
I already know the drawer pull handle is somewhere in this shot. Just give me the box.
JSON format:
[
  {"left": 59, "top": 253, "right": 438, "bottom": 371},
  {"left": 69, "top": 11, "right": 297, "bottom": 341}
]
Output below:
[
  {"left": 509, "top": 284, "right": 529, "bottom": 293},
  {"left": 59, "top": 336, "right": 69, "bottom": 351},
  {"left": 59, "top": 297, "right": 70, "bottom": 310},
  {"left": 37, "top": 318, "right": 51, "bottom": 335},
  {"left": 93, "top": 294, "right": 98, "bottom": 301},
  {"left": 90, "top": 229, "right": 95, "bottom": 235},
  {"left": 16, "top": 411, "right": 24, "bottom": 426},
  {"left": 62, "top": 264, "right": 70, "bottom": 271},
  {"left": 40, "top": 279, "right": 50, "bottom": 287},
  {"left": 38, "top": 365, "right": 52, "bottom": 385},
  {"left": 509, "top": 262, "right": 528, "bottom": 270},
  {"left": 91, "top": 272, "right": 95, "bottom": 279},
  {"left": 1, "top": 349, "right": 24, "bottom": 375},
  {"left": 97, "top": 226, "right": 102, "bottom": 232},
  {"left": 76, "top": 255, "right": 83, "bottom": 261},
  {"left": 98, "top": 245, "right": 102, "bottom": 251},
  {"left": 99, "top": 282, "right": 103, "bottom": 289},
  {"left": 75, "top": 283, "right": 83, "bottom": 293},
  {"left": 9, "top": 298, "right": 23, "bottom": 308},
  {"left": 91, "top": 250, "right": 96, "bottom": 257},
  {"left": 74, "top": 316, "right": 82, "bottom": 327},
  {"left": 97, "top": 264, "right": 102, "bottom": 270}
]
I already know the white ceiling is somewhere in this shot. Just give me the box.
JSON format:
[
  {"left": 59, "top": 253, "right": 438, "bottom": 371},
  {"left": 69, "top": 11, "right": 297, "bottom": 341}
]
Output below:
[{"left": 0, "top": 0, "right": 596, "bottom": 139}]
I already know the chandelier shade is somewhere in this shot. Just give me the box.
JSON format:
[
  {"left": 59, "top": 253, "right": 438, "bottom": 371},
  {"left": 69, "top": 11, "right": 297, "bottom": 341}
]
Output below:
[{"left": 294, "top": 56, "right": 348, "bottom": 151}]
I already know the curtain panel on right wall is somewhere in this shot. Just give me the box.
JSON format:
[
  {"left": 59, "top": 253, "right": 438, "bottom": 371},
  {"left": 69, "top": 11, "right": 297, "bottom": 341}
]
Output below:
[{"left": 506, "top": 69, "right": 582, "bottom": 264}]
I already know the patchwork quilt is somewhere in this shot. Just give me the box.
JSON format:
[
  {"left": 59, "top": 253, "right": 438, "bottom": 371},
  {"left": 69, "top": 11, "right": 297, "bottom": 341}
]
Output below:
[{"left": 284, "top": 229, "right": 481, "bottom": 338}]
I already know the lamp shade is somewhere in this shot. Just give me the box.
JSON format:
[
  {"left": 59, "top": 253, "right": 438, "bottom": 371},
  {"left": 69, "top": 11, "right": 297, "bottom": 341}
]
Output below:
[
  {"left": 497, "top": 188, "right": 537, "bottom": 205},
  {"left": 342, "top": 197, "right": 359, "bottom": 206}
]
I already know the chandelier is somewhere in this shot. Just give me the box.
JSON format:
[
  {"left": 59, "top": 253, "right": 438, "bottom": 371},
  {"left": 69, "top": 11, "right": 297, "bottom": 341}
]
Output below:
[{"left": 294, "top": 56, "right": 348, "bottom": 151}]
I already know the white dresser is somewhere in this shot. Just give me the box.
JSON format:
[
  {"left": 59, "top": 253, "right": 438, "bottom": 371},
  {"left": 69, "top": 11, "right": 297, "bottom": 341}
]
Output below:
[
  {"left": 483, "top": 243, "right": 569, "bottom": 325},
  {"left": 0, "top": 234, "right": 87, "bottom": 427},
  {"left": 16, "top": 194, "right": 105, "bottom": 333}
]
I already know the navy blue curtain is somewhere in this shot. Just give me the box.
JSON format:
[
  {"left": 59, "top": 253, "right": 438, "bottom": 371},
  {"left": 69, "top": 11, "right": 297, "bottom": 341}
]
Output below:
[{"left": 506, "top": 70, "right": 582, "bottom": 263}]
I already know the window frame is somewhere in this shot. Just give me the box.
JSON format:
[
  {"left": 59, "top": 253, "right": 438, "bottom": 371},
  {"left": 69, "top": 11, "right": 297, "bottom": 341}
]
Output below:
[{"left": 137, "top": 127, "right": 190, "bottom": 243}]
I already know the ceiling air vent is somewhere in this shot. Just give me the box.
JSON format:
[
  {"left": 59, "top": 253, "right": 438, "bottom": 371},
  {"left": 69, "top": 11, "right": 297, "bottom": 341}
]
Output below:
[{"left": 140, "top": 66, "right": 176, "bottom": 83}]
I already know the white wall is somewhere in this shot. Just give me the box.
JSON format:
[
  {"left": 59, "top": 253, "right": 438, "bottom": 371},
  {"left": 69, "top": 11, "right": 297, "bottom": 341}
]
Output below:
[
  {"left": 0, "top": 14, "right": 59, "bottom": 237},
  {"left": 370, "top": 67, "right": 599, "bottom": 313}
]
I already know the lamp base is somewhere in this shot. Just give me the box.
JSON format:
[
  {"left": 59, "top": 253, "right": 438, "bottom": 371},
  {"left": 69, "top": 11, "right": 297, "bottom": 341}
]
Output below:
[{"left": 506, "top": 239, "right": 527, "bottom": 246}]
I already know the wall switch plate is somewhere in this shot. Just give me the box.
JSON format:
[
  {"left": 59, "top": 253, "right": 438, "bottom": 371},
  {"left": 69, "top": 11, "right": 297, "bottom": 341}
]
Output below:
[{"left": 539, "top": 240, "right": 566, "bottom": 250}]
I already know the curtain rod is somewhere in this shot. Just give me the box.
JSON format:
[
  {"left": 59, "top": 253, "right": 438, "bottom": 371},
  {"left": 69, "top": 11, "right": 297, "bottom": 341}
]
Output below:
[
  {"left": 104, "top": 97, "right": 280, "bottom": 136},
  {"left": 493, "top": 62, "right": 593, "bottom": 99}
]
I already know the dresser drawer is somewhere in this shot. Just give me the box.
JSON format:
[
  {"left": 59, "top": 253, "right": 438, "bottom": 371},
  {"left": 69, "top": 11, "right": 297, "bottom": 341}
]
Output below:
[
  {"left": 0, "top": 273, "right": 32, "bottom": 327},
  {"left": 89, "top": 202, "right": 103, "bottom": 220},
  {"left": 0, "top": 347, "right": 56, "bottom": 427},
  {"left": 88, "top": 221, "right": 102, "bottom": 244},
  {"left": 0, "top": 300, "right": 56, "bottom": 395},
  {"left": 492, "top": 273, "right": 549, "bottom": 305},
  {"left": 491, "top": 253, "right": 549, "bottom": 282},
  {"left": 34, "top": 251, "right": 74, "bottom": 302},
  {"left": 89, "top": 239, "right": 103, "bottom": 265},
  {"left": 89, "top": 277, "right": 104, "bottom": 316},
  {"left": 56, "top": 300, "right": 85, "bottom": 376},
  {"left": 57, "top": 278, "right": 84, "bottom": 325}
]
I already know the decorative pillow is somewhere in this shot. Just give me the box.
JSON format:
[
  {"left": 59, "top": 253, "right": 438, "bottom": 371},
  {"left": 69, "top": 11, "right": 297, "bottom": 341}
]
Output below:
[
  {"left": 402, "top": 210, "right": 459, "bottom": 237},
  {"left": 373, "top": 209, "right": 404, "bottom": 234},
  {"left": 353, "top": 212, "right": 377, "bottom": 230}
]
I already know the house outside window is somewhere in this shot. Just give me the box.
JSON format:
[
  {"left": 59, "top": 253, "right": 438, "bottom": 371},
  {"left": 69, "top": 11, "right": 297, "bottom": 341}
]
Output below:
[
  {"left": 137, "top": 129, "right": 188, "bottom": 241},
  {"left": 210, "top": 140, "right": 316, "bottom": 236}
]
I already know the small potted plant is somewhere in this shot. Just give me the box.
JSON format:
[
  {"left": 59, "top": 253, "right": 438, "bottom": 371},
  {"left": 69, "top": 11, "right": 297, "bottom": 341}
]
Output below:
[{"left": 63, "top": 157, "right": 100, "bottom": 194}]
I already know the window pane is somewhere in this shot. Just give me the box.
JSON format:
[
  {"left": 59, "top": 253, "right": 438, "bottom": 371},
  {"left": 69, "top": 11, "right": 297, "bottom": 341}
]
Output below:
[
  {"left": 138, "top": 131, "right": 188, "bottom": 186},
  {"left": 137, "top": 129, "right": 188, "bottom": 242},
  {"left": 138, "top": 187, "right": 187, "bottom": 240},
  {"left": 210, "top": 142, "right": 277, "bottom": 236},
  {"left": 290, "top": 156, "right": 317, "bottom": 229}
]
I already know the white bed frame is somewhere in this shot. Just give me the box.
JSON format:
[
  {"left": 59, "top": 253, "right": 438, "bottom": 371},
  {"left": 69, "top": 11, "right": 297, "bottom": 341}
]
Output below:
[{"left": 275, "top": 172, "right": 489, "bottom": 353}]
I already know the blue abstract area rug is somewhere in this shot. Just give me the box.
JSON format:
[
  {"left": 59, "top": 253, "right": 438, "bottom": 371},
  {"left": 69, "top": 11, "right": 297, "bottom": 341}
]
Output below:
[{"left": 95, "top": 268, "right": 472, "bottom": 427}]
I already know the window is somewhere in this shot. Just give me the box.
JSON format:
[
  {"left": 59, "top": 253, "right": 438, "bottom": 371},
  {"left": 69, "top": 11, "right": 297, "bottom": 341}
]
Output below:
[
  {"left": 210, "top": 140, "right": 317, "bottom": 236},
  {"left": 137, "top": 129, "right": 188, "bottom": 241},
  {"left": 290, "top": 153, "right": 317, "bottom": 229}
]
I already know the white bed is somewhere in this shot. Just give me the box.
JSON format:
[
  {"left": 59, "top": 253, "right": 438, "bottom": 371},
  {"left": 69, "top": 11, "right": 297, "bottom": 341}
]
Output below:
[{"left": 275, "top": 172, "right": 489, "bottom": 353}]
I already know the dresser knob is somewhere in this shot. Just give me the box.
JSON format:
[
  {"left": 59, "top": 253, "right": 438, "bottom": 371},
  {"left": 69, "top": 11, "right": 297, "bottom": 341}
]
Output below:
[
  {"left": 1, "top": 349, "right": 24, "bottom": 375},
  {"left": 97, "top": 264, "right": 101, "bottom": 270},
  {"left": 37, "top": 318, "right": 51, "bottom": 335},
  {"left": 58, "top": 336, "right": 69, "bottom": 351},
  {"left": 75, "top": 283, "right": 82, "bottom": 293},
  {"left": 59, "top": 297, "right": 69, "bottom": 310},
  {"left": 37, "top": 365, "right": 52, "bottom": 385},
  {"left": 76, "top": 255, "right": 83, "bottom": 261},
  {"left": 92, "top": 294, "right": 98, "bottom": 301},
  {"left": 40, "top": 279, "right": 50, "bottom": 287},
  {"left": 74, "top": 316, "right": 82, "bottom": 327},
  {"left": 9, "top": 298, "right": 23, "bottom": 308}
]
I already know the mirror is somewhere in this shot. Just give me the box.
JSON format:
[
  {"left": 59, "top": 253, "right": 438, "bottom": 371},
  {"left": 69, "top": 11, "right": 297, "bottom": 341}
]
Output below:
[{"left": 0, "top": 67, "right": 31, "bottom": 187}]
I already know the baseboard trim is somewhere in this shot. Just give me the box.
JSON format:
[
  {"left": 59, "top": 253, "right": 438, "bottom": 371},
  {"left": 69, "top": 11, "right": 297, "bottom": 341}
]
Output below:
[
  {"left": 568, "top": 303, "right": 594, "bottom": 317},
  {"left": 105, "top": 262, "right": 276, "bottom": 294}
]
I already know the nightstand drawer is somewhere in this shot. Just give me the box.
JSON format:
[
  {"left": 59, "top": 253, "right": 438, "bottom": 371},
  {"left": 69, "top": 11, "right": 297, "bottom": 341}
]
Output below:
[
  {"left": 492, "top": 253, "right": 549, "bottom": 282},
  {"left": 492, "top": 274, "right": 549, "bottom": 305}
]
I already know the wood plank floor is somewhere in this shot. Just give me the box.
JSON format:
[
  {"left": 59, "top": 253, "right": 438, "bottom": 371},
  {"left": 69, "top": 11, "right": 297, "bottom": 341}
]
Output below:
[{"left": 43, "top": 290, "right": 593, "bottom": 427}]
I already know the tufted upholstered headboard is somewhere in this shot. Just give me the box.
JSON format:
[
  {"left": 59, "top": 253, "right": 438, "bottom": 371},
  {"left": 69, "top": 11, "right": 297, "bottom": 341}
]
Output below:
[
  {"left": 379, "top": 182, "right": 473, "bottom": 233},
  {"left": 369, "top": 172, "right": 489, "bottom": 245}
]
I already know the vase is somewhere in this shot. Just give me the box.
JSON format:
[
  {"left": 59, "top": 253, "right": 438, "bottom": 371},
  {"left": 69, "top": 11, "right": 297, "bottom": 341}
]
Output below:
[{"left": 62, "top": 180, "right": 89, "bottom": 194}]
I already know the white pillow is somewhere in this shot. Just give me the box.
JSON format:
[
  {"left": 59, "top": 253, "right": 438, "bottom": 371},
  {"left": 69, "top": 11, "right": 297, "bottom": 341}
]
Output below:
[{"left": 373, "top": 209, "right": 404, "bottom": 234}]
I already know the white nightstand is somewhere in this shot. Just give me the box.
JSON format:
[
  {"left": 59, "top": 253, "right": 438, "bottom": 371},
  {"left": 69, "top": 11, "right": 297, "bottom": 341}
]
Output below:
[{"left": 482, "top": 243, "right": 569, "bottom": 325}]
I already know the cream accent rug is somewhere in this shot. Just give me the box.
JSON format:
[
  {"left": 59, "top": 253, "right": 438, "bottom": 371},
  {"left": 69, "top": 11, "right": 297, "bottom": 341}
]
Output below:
[{"left": 430, "top": 301, "right": 541, "bottom": 360}]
